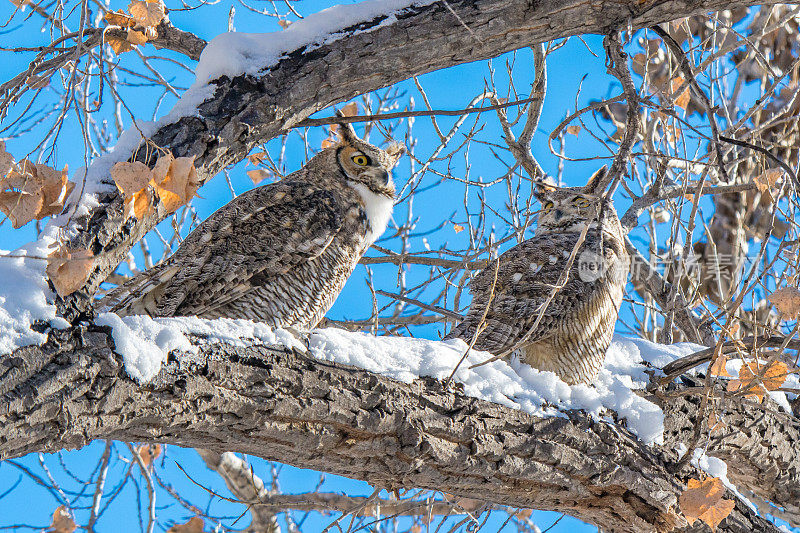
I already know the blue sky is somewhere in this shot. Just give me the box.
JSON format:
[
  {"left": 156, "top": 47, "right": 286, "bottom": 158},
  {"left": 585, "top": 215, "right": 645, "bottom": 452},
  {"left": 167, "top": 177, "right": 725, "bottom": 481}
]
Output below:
[{"left": 0, "top": 0, "right": 650, "bottom": 530}]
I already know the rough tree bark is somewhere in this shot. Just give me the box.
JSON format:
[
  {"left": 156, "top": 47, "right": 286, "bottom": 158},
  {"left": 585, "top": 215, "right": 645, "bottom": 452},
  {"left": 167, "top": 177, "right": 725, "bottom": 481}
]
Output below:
[
  {"left": 3, "top": 0, "right": 798, "bottom": 531},
  {"left": 0, "top": 325, "right": 796, "bottom": 532}
]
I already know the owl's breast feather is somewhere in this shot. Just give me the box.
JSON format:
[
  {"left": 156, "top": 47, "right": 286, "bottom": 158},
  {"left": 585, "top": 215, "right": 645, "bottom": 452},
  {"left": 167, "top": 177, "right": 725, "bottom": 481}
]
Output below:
[{"left": 346, "top": 181, "right": 394, "bottom": 245}]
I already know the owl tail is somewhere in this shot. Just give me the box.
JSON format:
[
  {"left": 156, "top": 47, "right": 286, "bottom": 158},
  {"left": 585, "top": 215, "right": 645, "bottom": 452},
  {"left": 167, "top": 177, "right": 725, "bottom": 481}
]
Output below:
[
  {"left": 444, "top": 316, "right": 522, "bottom": 356},
  {"left": 97, "top": 261, "right": 180, "bottom": 317}
]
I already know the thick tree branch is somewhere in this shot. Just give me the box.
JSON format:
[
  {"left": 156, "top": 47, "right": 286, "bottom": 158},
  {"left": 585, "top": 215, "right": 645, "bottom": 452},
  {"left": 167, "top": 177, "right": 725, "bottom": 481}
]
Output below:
[
  {"left": 0, "top": 325, "right": 794, "bottom": 532},
  {"left": 56, "top": 0, "right": 794, "bottom": 319}
]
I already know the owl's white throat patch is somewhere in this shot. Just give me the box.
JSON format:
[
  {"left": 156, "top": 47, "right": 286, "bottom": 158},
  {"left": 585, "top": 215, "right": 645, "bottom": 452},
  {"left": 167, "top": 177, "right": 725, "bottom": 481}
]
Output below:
[{"left": 348, "top": 181, "right": 394, "bottom": 245}]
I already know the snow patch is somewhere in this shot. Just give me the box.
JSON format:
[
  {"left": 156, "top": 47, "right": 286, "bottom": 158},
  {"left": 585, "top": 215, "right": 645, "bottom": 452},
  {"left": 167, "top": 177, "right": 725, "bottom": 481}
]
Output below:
[
  {"left": 309, "top": 330, "right": 703, "bottom": 445},
  {"left": 0, "top": 240, "right": 67, "bottom": 354},
  {"left": 96, "top": 313, "right": 305, "bottom": 382}
]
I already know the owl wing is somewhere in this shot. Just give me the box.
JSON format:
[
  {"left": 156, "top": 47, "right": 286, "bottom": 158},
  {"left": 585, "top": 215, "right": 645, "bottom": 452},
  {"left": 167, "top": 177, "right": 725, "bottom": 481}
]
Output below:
[
  {"left": 101, "top": 180, "right": 348, "bottom": 317},
  {"left": 446, "top": 233, "right": 593, "bottom": 355}
]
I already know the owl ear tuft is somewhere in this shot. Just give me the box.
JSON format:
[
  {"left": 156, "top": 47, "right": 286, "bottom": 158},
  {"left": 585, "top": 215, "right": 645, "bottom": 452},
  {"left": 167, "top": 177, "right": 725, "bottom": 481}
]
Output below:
[
  {"left": 584, "top": 165, "right": 610, "bottom": 194},
  {"left": 334, "top": 108, "right": 360, "bottom": 144},
  {"left": 385, "top": 142, "right": 406, "bottom": 168},
  {"left": 533, "top": 177, "right": 557, "bottom": 200}
]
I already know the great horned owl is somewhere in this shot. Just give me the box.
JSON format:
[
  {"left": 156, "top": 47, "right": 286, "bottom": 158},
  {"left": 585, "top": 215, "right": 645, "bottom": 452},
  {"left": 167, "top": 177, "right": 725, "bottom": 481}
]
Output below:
[
  {"left": 100, "top": 121, "right": 404, "bottom": 329},
  {"left": 446, "top": 167, "right": 629, "bottom": 385}
]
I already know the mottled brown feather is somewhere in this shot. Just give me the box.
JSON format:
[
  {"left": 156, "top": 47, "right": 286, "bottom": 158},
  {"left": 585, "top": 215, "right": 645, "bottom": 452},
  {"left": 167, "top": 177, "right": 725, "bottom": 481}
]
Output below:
[{"left": 446, "top": 170, "right": 629, "bottom": 385}]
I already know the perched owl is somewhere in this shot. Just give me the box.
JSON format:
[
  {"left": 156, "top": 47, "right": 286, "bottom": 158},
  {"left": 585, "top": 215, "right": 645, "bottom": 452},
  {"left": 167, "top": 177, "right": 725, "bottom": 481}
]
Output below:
[
  {"left": 100, "top": 122, "right": 404, "bottom": 328},
  {"left": 446, "top": 167, "right": 629, "bottom": 385}
]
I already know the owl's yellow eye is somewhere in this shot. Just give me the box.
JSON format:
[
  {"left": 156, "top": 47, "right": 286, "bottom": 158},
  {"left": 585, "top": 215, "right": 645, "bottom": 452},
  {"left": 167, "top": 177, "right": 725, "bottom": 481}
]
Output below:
[
  {"left": 573, "top": 197, "right": 591, "bottom": 208},
  {"left": 351, "top": 152, "right": 370, "bottom": 166},
  {"left": 542, "top": 201, "right": 554, "bottom": 213}
]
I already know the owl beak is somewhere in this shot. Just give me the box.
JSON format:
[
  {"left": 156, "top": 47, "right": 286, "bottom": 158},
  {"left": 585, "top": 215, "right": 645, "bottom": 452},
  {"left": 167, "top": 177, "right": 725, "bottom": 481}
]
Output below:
[
  {"left": 376, "top": 169, "right": 390, "bottom": 186},
  {"left": 554, "top": 209, "right": 564, "bottom": 220}
]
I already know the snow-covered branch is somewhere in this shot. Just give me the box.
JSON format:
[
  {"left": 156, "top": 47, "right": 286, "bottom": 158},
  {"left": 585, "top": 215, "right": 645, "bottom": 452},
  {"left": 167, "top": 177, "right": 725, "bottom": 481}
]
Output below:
[{"left": 0, "top": 322, "right": 793, "bottom": 532}]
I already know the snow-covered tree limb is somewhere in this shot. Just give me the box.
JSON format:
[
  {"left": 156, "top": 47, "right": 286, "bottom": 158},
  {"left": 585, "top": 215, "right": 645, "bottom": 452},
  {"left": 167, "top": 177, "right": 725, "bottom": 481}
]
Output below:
[{"left": 0, "top": 325, "right": 792, "bottom": 533}]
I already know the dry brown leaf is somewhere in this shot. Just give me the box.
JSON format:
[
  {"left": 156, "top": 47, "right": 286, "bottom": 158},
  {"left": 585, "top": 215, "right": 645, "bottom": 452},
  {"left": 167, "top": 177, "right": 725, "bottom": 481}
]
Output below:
[
  {"left": 566, "top": 125, "right": 581, "bottom": 136},
  {"left": 131, "top": 189, "right": 153, "bottom": 220},
  {"left": 151, "top": 153, "right": 179, "bottom": 212},
  {"left": 679, "top": 477, "right": 735, "bottom": 531},
  {"left": 167, "top": 516, "right": 204, "bottom": 533},
  {"left": 708, "top": 353, "right": 731, "bottom": 377},
  {"left": 9, "top": 0, "right": 30, "bottom": 9},
  {"left": 137, "top": 443, "right": 162, "bottom": 468},
  {"left": 247, "top": 169, "right": 271, "bottom": 185},
  {"left": 128, "top": 0, "right": 165, "bottom": 27},
  {"left": 151, "top": 152, "right": 174, "bottom": 184},
  {"left": 153, "top": 185, "right": 182, "bottom": 213},
  {"left": 111, "top": 161, "right": 152, "bottom": 196},
  {"left": 170, "top": 155, "right": 200, "bottom": 203},
  {"left": 126, "top": 29, "right": 148, "bottom": 45},
  {"left": 751, "top": 361, "right": 788, "bottom": 392},
  {"left": 149, "top": 154, "right": 200, "bottom": 213},
  {"left": 48, "top": 506, "right": 77, "bottom": 533},
  {"left": 277, "top": 18, "right": 291, "bottom": 29},
  {"left": 34, "top": 163, "right": 61, "bottom": 185},
  {"left": 754, "top": 168, "right": 782, "bottom": 194},
  {"left": 108, "top": 34, "right": 135, "bottom": 55},
  {"left": 0, "top": 159, "right": 74, "bottom": 223},
  {"left": 246, "top": 151, "right": 266, "bottom": 166},
  {"left": 631, "top": 53, "right": 647, "bottom": 76},
  {"left": 37, "top": 165, "right": 73, "bottom": 218},
  {"left": 0, "top": 190, "right": 42, "bottom": 228},
  {"left": 104, "top": 9, "right": 137, "bottom": 27},
  {"left": 47, "top": 247, "right": 94, "bottom": 297},
  {"left": 670, "top": 76, "right": 691, "bottom": 109},
  {"left": 321, "top": 137, "right": 336, "bottom": 149},
  {"left": 644, "top": 39, "right": 661, "bottom": 55},
  {"left": 340, "top": 102, "right": 358, "bottom": 117},
  {"left": 727, "top": 360, "right": 790, "bottom": 402},
  {"left": 3, "top": 160, "right": 38, "bottom": 191},
  {"left": 515, "top": 509, "right": 533, "bottom": 519},
  {"left": 453, "top": 223, "right": 464, "bottom": 233},
  {"left": 0, "top": 162, "right": 43, "bottom": 228},
  {"left": 768, "top": 286, "right": 800, "bottom": 319}
]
